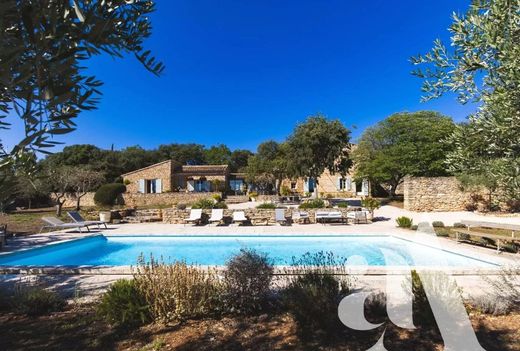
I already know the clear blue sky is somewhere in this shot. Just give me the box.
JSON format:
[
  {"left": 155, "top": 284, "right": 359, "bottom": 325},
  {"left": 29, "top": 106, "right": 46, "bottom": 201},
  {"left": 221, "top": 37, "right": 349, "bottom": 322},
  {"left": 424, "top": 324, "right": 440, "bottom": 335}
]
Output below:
[{"left": 6, "top": 0, "right": 476, "bottom": 153}]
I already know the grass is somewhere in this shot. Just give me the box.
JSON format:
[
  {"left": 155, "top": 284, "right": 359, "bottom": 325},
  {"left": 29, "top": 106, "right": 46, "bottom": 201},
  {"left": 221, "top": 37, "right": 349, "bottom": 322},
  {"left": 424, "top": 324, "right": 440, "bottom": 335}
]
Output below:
[
  {"left": 434, "top": 226, "right": 519, "bottom": 252},
  {"left": 0, "top": 210, "right": 60, "bottom": 235}
]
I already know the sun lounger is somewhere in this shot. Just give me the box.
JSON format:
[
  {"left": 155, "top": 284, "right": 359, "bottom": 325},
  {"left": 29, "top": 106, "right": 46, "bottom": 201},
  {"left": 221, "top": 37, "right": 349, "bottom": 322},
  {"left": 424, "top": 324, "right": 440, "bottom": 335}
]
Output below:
[
  {"left": 275, "top": 208, "right": 290, "bottom": 225},
  {"left": 68, "top": 211, "right": 108, "bottom": 229},
  {"left": 293, "top": 211, "right": 310, "bottom": 224},
  {"left": 315, "top": 211, "right": 347, "bottom": 224},
  {"left": 209, "top": 209, "right": 224, "bottom": 225},
  {"left": 40, "top": 217, "right": 89, "bottom": 233},
  {"left": 347, "top": 210, "right": 369, "bottom": 224},
  {"left": 232, "top": 211, "right": 248, "bottom": 225},
  {"left": 185, "top": 209, "right": 203, "bottom": 226}
]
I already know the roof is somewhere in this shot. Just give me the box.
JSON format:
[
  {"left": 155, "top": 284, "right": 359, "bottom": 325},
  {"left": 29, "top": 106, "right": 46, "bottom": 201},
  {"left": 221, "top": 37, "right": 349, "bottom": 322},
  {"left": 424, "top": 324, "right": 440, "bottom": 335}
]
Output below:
[{"left": 121, "top": 160, "right": 172, "bottom": 176}]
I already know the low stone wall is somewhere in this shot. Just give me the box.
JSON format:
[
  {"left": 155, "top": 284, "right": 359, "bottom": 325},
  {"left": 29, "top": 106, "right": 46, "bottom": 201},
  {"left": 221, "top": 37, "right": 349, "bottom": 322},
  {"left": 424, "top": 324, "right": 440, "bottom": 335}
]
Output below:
[
  {"left": 162, "top": 208, "right": 354, "bottom": 225},
  {"left": 122, "top": 192, "right": 220, "bottom": 207},
  {"left": 404, "top": 176, "right": 473, "bottom": 212},
  {"left": 54, "top": 192, "right": 221, "bottom": 208}
]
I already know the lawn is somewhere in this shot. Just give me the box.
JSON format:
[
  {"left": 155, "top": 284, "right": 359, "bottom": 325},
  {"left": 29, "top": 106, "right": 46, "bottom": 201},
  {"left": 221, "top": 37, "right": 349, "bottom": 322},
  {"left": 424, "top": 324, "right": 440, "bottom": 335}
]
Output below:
[{"left": 0, "top": 210, "right": 60, "bottom": 236}]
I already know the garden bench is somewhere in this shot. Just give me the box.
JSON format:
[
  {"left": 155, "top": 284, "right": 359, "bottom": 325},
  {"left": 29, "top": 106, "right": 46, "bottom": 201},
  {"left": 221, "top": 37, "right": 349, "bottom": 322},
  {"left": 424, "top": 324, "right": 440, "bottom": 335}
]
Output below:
[{"left": 455, "top": 220, "right": 520, "bottom": 253}]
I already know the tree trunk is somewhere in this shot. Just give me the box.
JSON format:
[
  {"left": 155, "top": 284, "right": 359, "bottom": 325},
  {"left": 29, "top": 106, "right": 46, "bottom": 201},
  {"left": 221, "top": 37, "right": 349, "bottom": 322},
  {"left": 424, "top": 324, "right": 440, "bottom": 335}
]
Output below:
[
  {"left": 56, "top": 202, "right": 63, "bottom": 217},
  {"left": 75, "top": 193, "right": 84, "bottom": 211}
]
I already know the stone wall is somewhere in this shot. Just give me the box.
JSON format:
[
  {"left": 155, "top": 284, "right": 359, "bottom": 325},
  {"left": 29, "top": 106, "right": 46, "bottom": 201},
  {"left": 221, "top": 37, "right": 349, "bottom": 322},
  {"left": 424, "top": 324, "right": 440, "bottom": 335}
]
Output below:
[
  {"left": 404, "top": 176, "right": 473, "bottom": 212},
  {"left": 55, "top": 191, "right": 220, "bottom": 208},
  {"left": 162, "top": 208, "right": 355, "bottom": 225},
  {"left": 123, "top": 160, "right": 172, "bottom": 193}
]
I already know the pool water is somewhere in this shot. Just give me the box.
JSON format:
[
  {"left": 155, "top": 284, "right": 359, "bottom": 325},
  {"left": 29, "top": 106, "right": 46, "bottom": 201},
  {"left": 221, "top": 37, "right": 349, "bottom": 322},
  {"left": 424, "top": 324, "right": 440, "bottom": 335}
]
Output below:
[{"left": 0, "top": 235, "right": 497, "bottom": 267}]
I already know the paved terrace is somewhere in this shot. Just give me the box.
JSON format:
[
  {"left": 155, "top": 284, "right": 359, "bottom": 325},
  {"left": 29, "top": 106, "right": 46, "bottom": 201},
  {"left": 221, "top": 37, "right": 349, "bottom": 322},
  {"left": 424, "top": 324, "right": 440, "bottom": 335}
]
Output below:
[{"left": 0, "top": 205, "right": 519, "bottom": 301}]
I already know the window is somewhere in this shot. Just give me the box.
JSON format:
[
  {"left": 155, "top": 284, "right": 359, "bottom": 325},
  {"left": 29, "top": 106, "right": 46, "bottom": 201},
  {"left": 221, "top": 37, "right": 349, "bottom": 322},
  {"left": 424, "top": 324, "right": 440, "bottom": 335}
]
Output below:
[
  {"left": 144, "top": 179, "right": 161, "bottom": 193},
  {"left": 230, "top": 179, "right": 243, "bottom": 191},
  {"left": 290, "top": 181, "right": 297, "bottom": 190},
  {"left": 339, "top": 178, "right": 347, "bottom": 190}
]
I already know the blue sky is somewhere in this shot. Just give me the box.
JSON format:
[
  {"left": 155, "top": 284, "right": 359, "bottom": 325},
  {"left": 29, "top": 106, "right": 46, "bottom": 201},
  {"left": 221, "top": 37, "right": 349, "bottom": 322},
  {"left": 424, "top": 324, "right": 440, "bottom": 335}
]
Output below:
[{"left": 5, "top": 0, "right": 476, "bottom": 153}]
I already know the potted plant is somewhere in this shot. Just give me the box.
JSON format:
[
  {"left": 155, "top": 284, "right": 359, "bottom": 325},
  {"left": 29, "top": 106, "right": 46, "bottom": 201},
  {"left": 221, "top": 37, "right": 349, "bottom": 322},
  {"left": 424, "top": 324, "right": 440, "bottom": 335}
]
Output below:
[{"left": 249, "top": 191, "right": 258, "bottom": 202}]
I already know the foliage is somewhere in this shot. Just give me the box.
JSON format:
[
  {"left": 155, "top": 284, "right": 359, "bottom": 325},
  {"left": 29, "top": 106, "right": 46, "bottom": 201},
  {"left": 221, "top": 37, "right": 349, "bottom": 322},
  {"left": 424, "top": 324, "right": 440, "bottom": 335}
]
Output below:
[
  {"left": 211, "top": 194, "right": 222, "bottom": 202},
  {"left": 191, "top": 198, "right": 215, "bottom": 209},
  {"left": 223, "top": 249, "right": 274, "bottom": 314},
  {"left": 482, "top": 265, "right": 520, "bottom": 311},
  {"left": 134, "top": 256, "right": 223, "bottom": 323},
  {"left": 11, "top": 285, "right": 65, "bottom": 316},
  {"left": 204, "top": 144, "right": 232, "bottom": 165},
  {"left": 248, "top": 191, "right": 258, "bottom": 198},
  {"left": 453, "top": 222, "right": 466, "bottom": 228},
  {"left": 361, "top": 197, "right": 381, "bottom": 215},
  {"left": 396, "top": 216, "right": 413, "bottom": 228},
  {"left": 256, "top": 202, "right": 276, "bottom": 209},
  {"left": 412, "top": 0, "right": 520, "bottom": 210},
  {"left": 42, "top": 166, "right": 76, "bottom": 215},
  {"left": 352, "top": 111, "right": 455, "bottom": 197},
  {"left": 431, "top": 221, "right": 445, "bottom": 228},
  {"left": 211, "top": 201, "right": 228, "bottom": 209},
  {"left": 230, "top": 149, "right": 254, "bottom": 172},
  {"left": 97, "top": 279, "right": 150, "bottom": 327},
  {"left": 94, "top": 183, "right": 126, "bottom": 207},
  {"left": 471, "top": 294, "right": 514, "bottom": 316},
  {"left": 285, "top": 115, "right": 352, "bottom": 190},
  {"left": 280, "top": 185, "right": 292, "bottom": 196},
  {"left": 282, "top": 252, "right": 351, "bottom": 337},
  {"left": 245, "top": 141, "right": 287, "bottom": 194},
  {"left": 0, "top": 0, "right": 163, "bottom": 161},
  {"left": 176, "top": 203, "right": 187, "bottom": 210},
  {"left": 0, "top": 165, "right": 17, "bottom": 212},
  {"left": 299, "top": 199, "right": 325, "bottom": 209},
  {"left": 69, "top": 167, "right": 104, "bottom": 210}
]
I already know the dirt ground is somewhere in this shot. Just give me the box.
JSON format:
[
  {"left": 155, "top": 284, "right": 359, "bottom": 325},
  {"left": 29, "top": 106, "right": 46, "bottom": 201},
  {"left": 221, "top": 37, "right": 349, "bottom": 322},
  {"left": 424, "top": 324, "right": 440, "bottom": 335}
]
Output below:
[{"left": 0, "top": 304, "right": 518, "bottom": 351}]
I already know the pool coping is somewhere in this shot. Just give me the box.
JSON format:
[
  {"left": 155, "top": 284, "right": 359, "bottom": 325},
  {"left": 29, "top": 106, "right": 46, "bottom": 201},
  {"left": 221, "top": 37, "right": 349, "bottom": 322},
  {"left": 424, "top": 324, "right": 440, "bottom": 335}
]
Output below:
[{"left": 0, "top": 232, "right": 518, "bottom": 276}]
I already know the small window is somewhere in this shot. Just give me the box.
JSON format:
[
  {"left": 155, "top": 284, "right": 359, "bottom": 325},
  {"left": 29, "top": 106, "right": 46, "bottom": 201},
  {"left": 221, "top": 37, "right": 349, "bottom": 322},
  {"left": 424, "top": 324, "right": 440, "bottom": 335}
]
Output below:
[
  {"left": 145, "top": 179, "right": 160, "bottom": 193},
  {"left": 290, "top": 181, "right": 297, "bottom": 190}
]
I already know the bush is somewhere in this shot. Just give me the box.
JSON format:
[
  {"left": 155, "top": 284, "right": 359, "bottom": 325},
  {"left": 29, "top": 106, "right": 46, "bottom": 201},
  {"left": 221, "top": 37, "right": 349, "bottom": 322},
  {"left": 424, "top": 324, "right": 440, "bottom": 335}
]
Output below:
[
  {"left": 223, "top": 249, "right": 274, "bottom": 314},
  {"left": 256, "top": 202, "right": 276, "bottom": 209},
  {"left": 191, "top": 198, "right": 215, "bottom": 209},
  {"left": 176, "top": 203, "right": 187, "bottom": 210},
  {"left": 11, "top": 285, "right": 65, "bottom": 316},
  {"left": 361, "top": 197, "right": 381, "bottom": 214},
  {"left": 282, "top": 252, "right": 352, "bottom": 337},
  {"left": 134, "top": 256, "right": 223, "bottom": 323},
  {"left": 453, "top": 222, "right": 466, "bottom": 228},
  {"left": 212, "top": 201, "right": 228, "bottom": 209},
  {"left": 211, "top": 194, "right": 222, "bottom": 202},
  {"left": 280, "top": 185, "right": 292, "bottom": 196},
  {"left": 410, "top": 224, "right": 418, "bottom": 231},
  {"left": 435, "top": 228, "right": 450, "bottom": 237},
  {"left": 364, "top": 292, "right": 387, "bottom": 323},
  {"left": 337, "top": 202, "right": 349, "bottom": 208},
  {"left": 396, "top": 216, "right": 413, "bottom": 228},
  {"left": 97, "top": 279, "right": 150, "bottom": 327},
  {"left": 299, "top": 199, "right": 325, "bottom": 209},
  {"left": 472, "top": 295, "right": 513, "bottom": 316},
  {"left": 432, "top": 221, "right": 445, "bottom": 228},
  {"left": 248, "top": 191, "right": 258, "bottom": 199},
  {"left": 94, "top": 183, "right": 126, "bottom": 206},
  {"left": 283, "top": 273, "right": 349, "bottom": 337}
]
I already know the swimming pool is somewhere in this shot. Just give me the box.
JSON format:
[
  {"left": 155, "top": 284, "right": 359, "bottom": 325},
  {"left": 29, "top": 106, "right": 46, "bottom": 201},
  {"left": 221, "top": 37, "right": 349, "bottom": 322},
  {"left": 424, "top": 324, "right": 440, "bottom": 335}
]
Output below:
[{"left": 0, "top": 235, "right": 497, "bottom": 267}]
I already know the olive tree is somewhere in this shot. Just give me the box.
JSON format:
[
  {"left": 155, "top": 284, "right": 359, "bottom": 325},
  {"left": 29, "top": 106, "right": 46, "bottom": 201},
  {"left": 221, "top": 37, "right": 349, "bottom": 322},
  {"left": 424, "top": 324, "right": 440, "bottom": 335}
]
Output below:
[
  {"left": 412, "top": 0, "right": 520, "bottom": 210},
  {"left": 0, "top": 0, "right": 163, "bottom": 165},
  {"left": 69, "top": 168, "right": 105, "bottom": 210}
]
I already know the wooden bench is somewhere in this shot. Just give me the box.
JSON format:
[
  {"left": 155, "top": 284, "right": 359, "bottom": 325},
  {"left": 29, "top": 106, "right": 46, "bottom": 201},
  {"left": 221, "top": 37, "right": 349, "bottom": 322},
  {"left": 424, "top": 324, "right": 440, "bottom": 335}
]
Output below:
[{"left": 454, "top": 220, "right": 520, "bottom": 253}]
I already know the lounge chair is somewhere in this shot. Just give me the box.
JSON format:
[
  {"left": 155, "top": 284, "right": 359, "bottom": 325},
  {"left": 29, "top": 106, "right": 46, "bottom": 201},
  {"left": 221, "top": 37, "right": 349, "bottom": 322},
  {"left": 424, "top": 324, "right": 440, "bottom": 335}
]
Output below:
[
  {"left": 68, "top": 211, "right": 108, "bottom": 229},
  {"left": 185, "top": 209, "right": 203, "bottom": 226},
  {"left": 40, "top": 217, "right": 89, "bottom": 233},
  {"left": 275, "top": 208, "right": 290, "bottom": 225},
  {"left": 293, "top": 211, "right": 310, "bottom": 224},
  {"left": 347, "top": 210, "right": 369, "bottom": 224},
  {"left": 315, "top": 211, "right": 346, "bottom": 224},
  {"left": 232, "top": 211, "right": 248, "bottom": 225},
  {"left": 208, "top": 209, "right": 224, "bottom": 225}
]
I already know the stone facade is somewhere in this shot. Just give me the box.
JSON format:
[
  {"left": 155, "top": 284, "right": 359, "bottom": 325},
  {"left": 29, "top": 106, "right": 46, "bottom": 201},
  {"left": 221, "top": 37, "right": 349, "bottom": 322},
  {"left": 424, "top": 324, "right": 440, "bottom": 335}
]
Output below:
[
  {"left": 123, "top": 160, "right": 173, "bottom": 193},
  {"left": 280, "top": 169, "right": 368, "bottom": 197},
  {"left": 162, "top": 207, "right": 355, "bottom": 225},
  {"left": 404, "top": 176, "right": 474, "bottom": 212}
]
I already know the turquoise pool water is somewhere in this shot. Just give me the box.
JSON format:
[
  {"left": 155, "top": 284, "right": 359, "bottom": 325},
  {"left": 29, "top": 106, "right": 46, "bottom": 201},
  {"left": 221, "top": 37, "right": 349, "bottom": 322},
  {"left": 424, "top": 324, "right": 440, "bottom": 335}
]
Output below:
[{"left": 0, "top": 235, "right": 497, "bottom": 267}]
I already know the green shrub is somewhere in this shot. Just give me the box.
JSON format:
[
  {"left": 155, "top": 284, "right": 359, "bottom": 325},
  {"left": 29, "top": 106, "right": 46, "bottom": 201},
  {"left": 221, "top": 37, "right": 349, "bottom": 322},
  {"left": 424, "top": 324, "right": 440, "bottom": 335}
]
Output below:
[
  {"left": 337, "top": 202, "right": 349, "bottom": 208},
  {"left": 435, "top": 228, "right": 450, "bottom": 237},
  {"left": 432, "top": 221, "right": 445, "bottom": 228},
  {"left": 453, "top": 222, "right": 466, "bottom": 228},
  {"left": 176, "top": 203, "right": 187, "bottom": 210},
  {"left": 223, "top": 249, "right": 274, "bottom": 314},
  {"left": 299, "top": 199, "right": 325, "bottom": 209},
  {"left": 11, "top": 285, "right": 65, "bottom": 316},
  {"left": 134, "top": 256, "right": 223, "bottom": 323},
  {"left": 191, "top": 198, "right": 215, "bottom": 209},
  {"left": 249, "top": 191, "right": 258, "bottom": 199},
  {"left": 94, "top": 183, "right": 126, "bottom": 206},
  {"left": 361, "top": 197, "right": 381, "bottom": 214},
  {"left": 212, "top": 201, "right": 228, "bottom": 209},
  {"left": 396, "top": 216, "right": 413, "bottom": 228},
  {"left": 280, "top": 185, "right": 292, "bottom": 196},
  {"left": 256, "top": 202, "right": 276, "bottom": 209},
  {"left": 97, "top": 279, "right": 150, "bottom": 327},
  {"left": 211, "top": 194, "right": 222, "bottom": 202}
]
